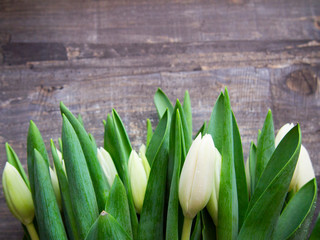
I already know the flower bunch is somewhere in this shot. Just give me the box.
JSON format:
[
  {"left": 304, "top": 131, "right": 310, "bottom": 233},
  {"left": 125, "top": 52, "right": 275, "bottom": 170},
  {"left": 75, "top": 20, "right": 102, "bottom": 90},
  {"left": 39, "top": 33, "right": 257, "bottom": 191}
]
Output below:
[{"left": 2, "top": 88, "right": 319, "bottom": 240}]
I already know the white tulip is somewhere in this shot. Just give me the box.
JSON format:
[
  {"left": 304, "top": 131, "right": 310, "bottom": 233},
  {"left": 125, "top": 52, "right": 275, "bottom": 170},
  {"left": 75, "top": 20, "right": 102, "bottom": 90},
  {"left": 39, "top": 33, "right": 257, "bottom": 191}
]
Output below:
[
  {"left": 128, "top": 150, "right": 150, "bottom": 214},
  {"left": 206, "top": 145, "right": 222, "bottom": 226},
  {"left": 97, "top": 147, "right": 118, "bottom": 187},
  {"left": 275, "top": 123, "right": 315, "bottom": 192},
  {"left": 2, "top": 162, "right": 35, "bottom": 225}
]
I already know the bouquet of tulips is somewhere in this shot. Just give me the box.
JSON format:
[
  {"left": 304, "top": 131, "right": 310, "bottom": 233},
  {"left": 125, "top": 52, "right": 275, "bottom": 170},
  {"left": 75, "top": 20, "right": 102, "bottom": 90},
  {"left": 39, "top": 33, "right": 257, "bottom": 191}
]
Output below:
[{"left": 2, "top": 88, "right": 320, "bottom": 240}]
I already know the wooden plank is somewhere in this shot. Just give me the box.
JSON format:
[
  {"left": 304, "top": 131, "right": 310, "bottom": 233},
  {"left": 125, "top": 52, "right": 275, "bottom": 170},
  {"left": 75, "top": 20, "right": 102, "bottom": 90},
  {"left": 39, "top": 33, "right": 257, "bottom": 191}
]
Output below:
[{"left": 0, "top": 0, "right": 319, "bottom": 44}]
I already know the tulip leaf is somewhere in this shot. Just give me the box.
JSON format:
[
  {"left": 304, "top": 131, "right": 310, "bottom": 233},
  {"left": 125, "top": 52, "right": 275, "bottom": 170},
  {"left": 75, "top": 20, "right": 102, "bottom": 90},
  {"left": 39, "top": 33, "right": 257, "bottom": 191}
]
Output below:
[
  {"left": 5, "top": 143, "right": 30, "bottom": 189},
  {"left": 208, "top": 89, "right": 238, "bottom": 239},
  {"left": 77, "top": 113, "right": 84, "bottom": 126},
  {"left": 33, "top": 149, "right": 68, "bottom": 240},
  {"left": 191, "top": 213, "right": 202, "bottom": 240},
  {"left": 249, "top": 142, "right": 257, "bottom": 196},
  {"left": 310, "top": 209, "right": 320, "bottom": 240},
  {"left": 88, "top": 133, "right": 97, "bottom": 155},
  {"left": 195, "top": 121, "right": 207, "bottom": 138},
  {"left": 62, "top": 115, "right": 99, "bottom": 239},
  {"left": 104, "top": 111, "right": 138, "bottom": 239},
  {"left": 176, "top": 100, "right": 192, "bottom": 153},
  {"left": 146, "top": 118, "right": 153, "bottom": 147},
  {"left": 238, "top": 125, "right": 301, "bottom": 239},
  {"left": 183, "top": 90, "right": 192, "bottom": 139},
  {"left": 206, "top": 92, "right": 224, "bottom": 152},
  {"left": 154, "top": 88, "right": 174, "bottom": 118},
  {"left": 232, "top": 111, "right": 249, "bottom": 229},
  {"left": 201, "top": 208, "right": 216, "bottom": 240},
  {"left": 51, "top": 140, "right": 79, "bottom": 240},
  {"left": 254, "top": 110, "right": 275, "bottom": 184},
  {"left": 166, "top": 109, "right": 183, "bottom": 240},
  {"left": 27, "top": 120, "right": 50, "bottom": 198},
  {"left": 138, "top": 110, "right": 170, "bottom": 240},
  {"left": 105, "top": 175, "right": 132, "bottom": 239},
  {"left": 272, "top": 178, "right": 317, "bottom": 240},
  {"left": 60, "top": 102, "right": 109, "bottom": 212},
  {"left": 85, "top": 211, "right": 132, "bottom": 240}
]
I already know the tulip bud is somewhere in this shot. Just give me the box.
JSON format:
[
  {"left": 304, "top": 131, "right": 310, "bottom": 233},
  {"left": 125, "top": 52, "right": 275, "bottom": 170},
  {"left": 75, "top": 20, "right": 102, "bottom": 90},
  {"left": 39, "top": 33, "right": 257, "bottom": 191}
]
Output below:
[
  {"left": 97, "top": 147, "right": 118, "bottom": 187},
  {"left": 50, "top": 167, "right": 62, "bottom": 211},
  {"left": 2, "top": 162, "right": 35, "bottom": 225},
  {"left": 275, "top": 123, "right": 315, "bottom": 192},
  {"left": 206, "top": 145, "right": 222, "bottom": 226},
  {"left": 56, "top": 149, "right": 66, "bottom": 173},
  {"left": 245, "top": 158, "right": 250, "bottom": 196},
  {"left": 128, "top": 149, "right": 150, "bottom": 214},
  {"left": 179, "top": 133, "right": 215, "bottom": 219},
  {"left": 139, "top": 144, "right": 150, "bottom": 178}
]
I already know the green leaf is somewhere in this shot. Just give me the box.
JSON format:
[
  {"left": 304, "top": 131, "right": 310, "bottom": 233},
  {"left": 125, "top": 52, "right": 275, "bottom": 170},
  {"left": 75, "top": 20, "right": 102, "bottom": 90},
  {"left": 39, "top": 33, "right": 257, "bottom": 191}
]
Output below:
[
  {"left": 201, "top": 208, "right": 216, "bottom": 240},
  {"left": 60, "top": 102, "right": 109, "bottom": 212},
  {"left": 273, "top": 178, "right": 317, "bottom": 239},
  {"left": 238, "top": 125, "right": 301, "bottom": 239},
  {"left": 232, "top": 111, "right": 248, "bottom": 229},
  {"left": 62, "top": 115, "right": 99, "bottom": 239},
  {"left": 104, "top": 111, "right": 138, "bottom": 239},
  {"left": 310, "top": 207, "right": 320, "bottom": 240},
  {"left": 206, "top": 92, "right": 224, "bottom": 152},
  {"left": 27, "top": 120, "right": 50, "bottom": 198},
  {"left": 154, "top": 88, "right": 174, "bottom": 118},
  {"left": 138, "top": 111, "right": 170, "bottom": 240},
  {"left": 166, "top": 109, "right": 183, "bottom": 240},
  {"left": 249, "top": 142, "right": 257, "bottom": 196},
  {"left": 183, "top": 90, "right": 192, "bottom": 138},
  {"left": 105, "top": 175, "right": 132, "bottom": 239},
  {"left": 191, "top": 213, "right": 202, "bottom": 240},
  {"left": 195, "top": 121, "right": 206, "bottom": 138},
  {"left": 51, "top": 140, "right": 79, "bottom": 240},
  {"left": 88, "top": 133, "right": 97, "bottom": 155},
  {"left": 254, "top": 110, "right": 275, "bottom": 184},
  {"left": 146, "top": 118, "right": 153, "bottom": 147},
  {"left": 85, "top": 212, "right": 132, "bottom": 240},
  {"left": 208, "top": 89, "right": 238, "bottom": 239},
  {"left": 77, "top": 113, "right": 84, "bottom": 126},
  {"left": 33, "top": 149, "right": 67, "bottom": 240},
  {"left": 5, "top": 143, "right": 29, "bottom": 189}
]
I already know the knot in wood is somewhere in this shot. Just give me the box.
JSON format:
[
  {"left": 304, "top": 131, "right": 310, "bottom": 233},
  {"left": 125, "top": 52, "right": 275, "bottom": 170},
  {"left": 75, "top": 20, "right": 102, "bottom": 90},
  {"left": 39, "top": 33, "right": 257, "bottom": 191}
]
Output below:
[{"left": 286, "top": 69, "right": 318, "bottom": 95}]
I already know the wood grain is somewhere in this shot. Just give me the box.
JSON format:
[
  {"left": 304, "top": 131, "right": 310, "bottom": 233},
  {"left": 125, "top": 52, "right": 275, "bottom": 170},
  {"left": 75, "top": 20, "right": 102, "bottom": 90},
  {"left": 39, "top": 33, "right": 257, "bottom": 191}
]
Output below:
[{"left": 0, "top": 0, "right": 319, "bottom": 239}]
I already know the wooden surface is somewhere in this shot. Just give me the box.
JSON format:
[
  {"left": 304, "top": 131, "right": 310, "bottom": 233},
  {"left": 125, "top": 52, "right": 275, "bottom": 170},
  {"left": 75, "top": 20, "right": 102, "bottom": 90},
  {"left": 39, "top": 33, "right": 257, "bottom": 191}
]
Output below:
[{"left": 0, "top": 0, "right": 319, "bottom": 238}]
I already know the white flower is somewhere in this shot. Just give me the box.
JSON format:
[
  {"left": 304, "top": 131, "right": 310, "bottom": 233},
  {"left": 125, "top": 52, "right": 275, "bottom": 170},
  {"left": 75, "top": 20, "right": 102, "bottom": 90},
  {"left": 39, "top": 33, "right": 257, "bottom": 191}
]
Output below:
[
  {"left": 128, "top": 150, "right": 150, "bottom": 214},
  {"left": 97, "top": 147, "right": 118, "bottom": 187},
  {"left": 2, "top": 162, "right": 35, "bottom": 225},
  {"left": 179, "top": 133, "right": 215, "bottom": 219},
  {"left": 275, "top": 123, "right": 315, "bottom": 192}
]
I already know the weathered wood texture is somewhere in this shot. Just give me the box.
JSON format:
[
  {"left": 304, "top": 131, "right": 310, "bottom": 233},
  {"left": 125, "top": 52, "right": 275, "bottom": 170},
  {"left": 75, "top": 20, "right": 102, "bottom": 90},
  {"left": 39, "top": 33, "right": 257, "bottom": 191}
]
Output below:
[{"left": 0, "top": 0, "right": 319, "bottom": 239}]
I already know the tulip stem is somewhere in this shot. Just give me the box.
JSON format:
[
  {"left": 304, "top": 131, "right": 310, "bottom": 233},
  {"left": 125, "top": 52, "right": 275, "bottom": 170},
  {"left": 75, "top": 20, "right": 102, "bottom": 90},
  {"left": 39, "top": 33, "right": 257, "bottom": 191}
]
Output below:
[
  {"left": 26, "top": 223, "right": 39, "bottom": 240},
  {"left": 181, "top": 217, "right": 193, "bottom": 240}
]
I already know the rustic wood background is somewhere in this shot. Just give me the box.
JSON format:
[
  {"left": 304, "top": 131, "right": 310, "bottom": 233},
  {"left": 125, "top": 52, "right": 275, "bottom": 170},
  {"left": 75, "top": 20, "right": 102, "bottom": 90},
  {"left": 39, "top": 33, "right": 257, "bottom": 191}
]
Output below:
[{"left": 0, "top": 0, "right": 319, "bottom": 238}]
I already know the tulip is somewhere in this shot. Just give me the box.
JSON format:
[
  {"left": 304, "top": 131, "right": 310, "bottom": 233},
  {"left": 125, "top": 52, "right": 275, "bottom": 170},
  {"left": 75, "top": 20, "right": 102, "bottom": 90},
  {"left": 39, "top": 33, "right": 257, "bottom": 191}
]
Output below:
[
  {"left": 139, "top": 144, "right": 150, "bottom": 178},
  {"left": 50, "top": 167, "right": 62, "bottom": 211},
  {"left": 179, "top": 133, "right": 215, "bottom": 240},
  {"left": 128, "top": 149, "right": 150, "bottom": 214},
  {"left": 2, "top": 162, "right": 39, "bottom": 240},
  {"left": 206, "top": 145, "right": 222, "bottom": 226},
  {"left": 275, "top": 123, "right": 315, "bottom": 192},
  {"left": 97, "top": 147, "right": 118, "bottom": 187}
]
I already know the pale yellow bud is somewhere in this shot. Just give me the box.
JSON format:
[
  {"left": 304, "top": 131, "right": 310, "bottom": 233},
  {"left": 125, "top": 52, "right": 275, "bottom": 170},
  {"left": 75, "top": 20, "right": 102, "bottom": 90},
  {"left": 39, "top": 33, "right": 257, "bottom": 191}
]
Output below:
[
  {"left": 2, "top": 162, "right": 35, "bottom": 225},
  {"left": 139, "top": 144, "right": 150, "bottom": 178},
  {"left": 275, "top": 123, "right": 315, "bottom": 192},
  {"left": 179, "top": 133, "right": 215, "bottom": 219},
  {"left": 206, "top": 143, "right": 222, "bottom": 226},
  {"left": 49, "top": 167, "right": 62, "bottom": 211},
  {"left": 128, "top": 150, "right": 150, "bottom": 214},
  {"left": 97, "top": 147, "right": 118, "bottom": 187}
]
